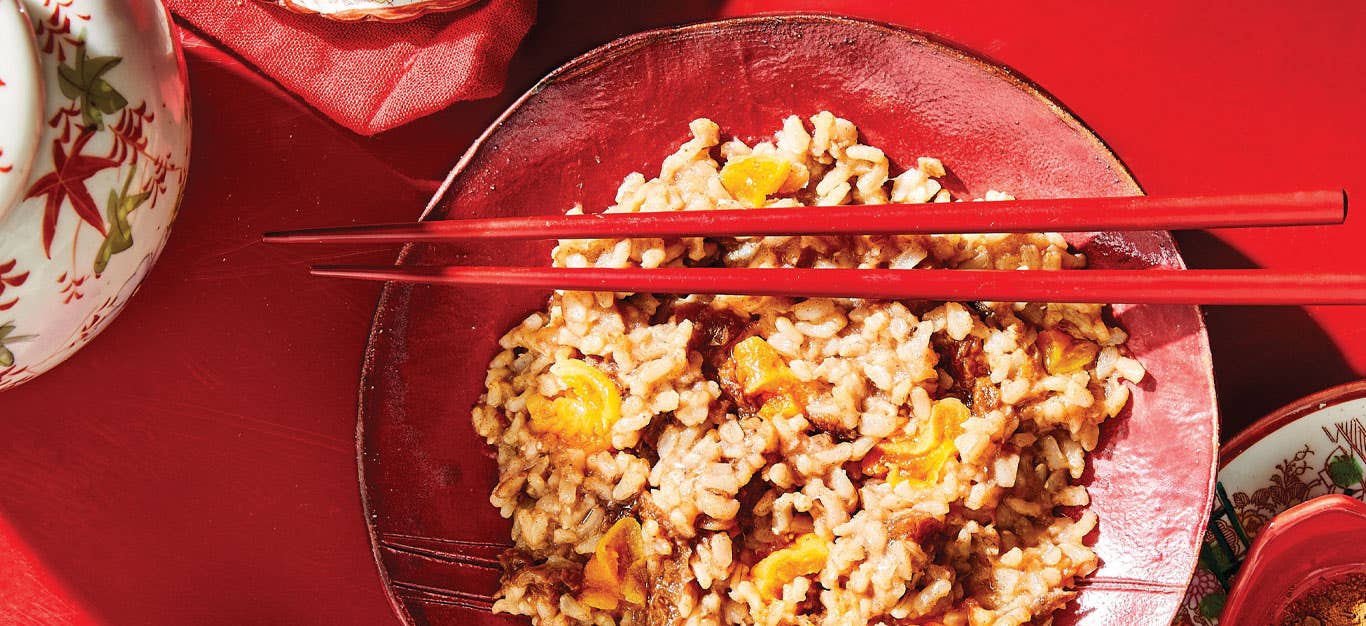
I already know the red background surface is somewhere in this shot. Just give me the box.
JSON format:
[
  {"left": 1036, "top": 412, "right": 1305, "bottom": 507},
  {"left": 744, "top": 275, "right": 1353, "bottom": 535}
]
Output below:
[{"left": 1, "top": 1, "right": 1363, "bottom": 623}]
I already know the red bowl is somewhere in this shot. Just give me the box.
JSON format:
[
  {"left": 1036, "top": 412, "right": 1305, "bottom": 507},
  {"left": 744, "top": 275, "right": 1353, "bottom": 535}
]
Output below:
[
  {"left": 1220, "top": 495, "right": 1366, "bottom": 625},
  {"left": 356, "top": 14, "right": 1219, "bottom": 625}
]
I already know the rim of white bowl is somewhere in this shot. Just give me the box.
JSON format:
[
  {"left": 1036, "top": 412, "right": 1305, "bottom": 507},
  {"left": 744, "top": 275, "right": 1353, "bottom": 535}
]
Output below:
[
  {"left": 272, "top": 0, "right": 482, "bottom": 22},
  {"left": 0, "top": 0, "right": 42, "bottom": 224}
]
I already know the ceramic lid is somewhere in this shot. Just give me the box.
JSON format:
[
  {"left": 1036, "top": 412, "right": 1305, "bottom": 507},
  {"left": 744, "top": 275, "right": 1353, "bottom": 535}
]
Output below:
[{"left": 0, "top": 0, "right": 42, "bottom": 223}]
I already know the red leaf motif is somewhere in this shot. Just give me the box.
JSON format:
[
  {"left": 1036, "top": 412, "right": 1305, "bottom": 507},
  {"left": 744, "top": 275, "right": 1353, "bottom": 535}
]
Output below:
[
  {"left": 23, "top": 129, "right": 119, "bottom": 256},
  {"left": 63, "top": 169, "right": 103, "bottom": 233},
  {"left": 39, "top": 191, "right": 60, "bottom": 257},
  {"left": 0, "top": 258, "right": 19, "bottom": 310}
]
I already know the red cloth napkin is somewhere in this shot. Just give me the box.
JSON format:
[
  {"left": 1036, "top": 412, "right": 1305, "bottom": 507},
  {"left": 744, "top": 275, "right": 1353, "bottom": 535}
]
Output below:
[{"left": 166, "top": 0, "right": 536, "bottom": 135}]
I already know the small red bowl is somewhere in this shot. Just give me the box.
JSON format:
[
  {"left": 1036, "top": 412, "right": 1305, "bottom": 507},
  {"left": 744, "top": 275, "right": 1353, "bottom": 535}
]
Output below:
[{"left": 1220, "top": 494, "right": 1366, "bottom": 625}]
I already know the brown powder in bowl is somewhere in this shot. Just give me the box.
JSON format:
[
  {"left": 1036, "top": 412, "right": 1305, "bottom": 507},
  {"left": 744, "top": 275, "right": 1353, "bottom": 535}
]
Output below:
[{"left": 1280, "top": 573, "right": 1366, "bottom": 626}]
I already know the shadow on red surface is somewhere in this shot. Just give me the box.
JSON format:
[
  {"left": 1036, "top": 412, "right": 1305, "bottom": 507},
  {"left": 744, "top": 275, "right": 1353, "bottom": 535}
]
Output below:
[{"left": 1176, "top": 229, "right": 1355, "bottom": 436}]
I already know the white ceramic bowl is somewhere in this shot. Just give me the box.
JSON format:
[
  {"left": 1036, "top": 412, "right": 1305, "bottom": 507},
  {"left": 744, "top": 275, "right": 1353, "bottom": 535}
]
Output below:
[
  {"left": 0, "top": 0, "right": 190, "bottom": 389},
  {"left": 264, "top": 0, "right": 482, "bottom": 22}
]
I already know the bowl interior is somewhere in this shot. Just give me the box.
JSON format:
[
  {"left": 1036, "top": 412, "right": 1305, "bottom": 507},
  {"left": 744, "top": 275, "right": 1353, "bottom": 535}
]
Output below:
[{"left": 358, "top": 15, "right": 1218, "bottom": 625}]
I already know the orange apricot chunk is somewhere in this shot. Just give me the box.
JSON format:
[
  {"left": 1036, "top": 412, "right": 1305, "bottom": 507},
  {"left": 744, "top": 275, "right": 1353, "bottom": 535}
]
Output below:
[
  {"left": 580, "top": 517, "right": 648, "bottom": 610},
  {"left": 1036, "top": 329, "right": 1100, "bottom": 375},
  {"left": 751, "top": 533, "right": 829, "bottom": 599},
  {"left": 861, "top": 397, "right": 969, "bottom": 488},
  {"left": 732, "top": 336, "right": 800, "bottom": 396},
  {"left": 527, "top": 359, "right": 622, "bottom": 451},
  {"left": 720, "top": 155, "right": 793, "bottom": 207},
  {"left": 730, "top": 336, "right": 808, "bottom": 420}
]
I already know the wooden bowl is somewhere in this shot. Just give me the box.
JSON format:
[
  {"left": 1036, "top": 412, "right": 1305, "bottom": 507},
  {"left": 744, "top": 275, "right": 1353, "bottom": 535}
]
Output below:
[{"left": 357, "top": 14, "right": 1219, "bottom": 625}]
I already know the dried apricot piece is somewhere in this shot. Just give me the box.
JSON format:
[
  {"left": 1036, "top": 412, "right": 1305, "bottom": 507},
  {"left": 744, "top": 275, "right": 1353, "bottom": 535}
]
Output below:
[
  {"left": 1036, "top": 329, "right": 1099, "bottom": 375},
  {"left": 580, "top": 517, "right": 648, "bottom": 610},
  {"left": 757, "top": 391, "right": 804, "bottom": 421},
  {"left": 730, "top": 336, "right": 808, "bottom": 419},
  {"left": 750, "top": 533, "right": 829, "bottom": 599},
  {"left": 527, "top": 359, "right": 622, "bottom": 451},
  {"left": 720, "top": 155, "right": 793, "bottom": 207},
  {"left": 861, "top": 397, "right": 969, "bottom": 487},
  {"left": 732, "top": 336, "right": 799, "bottom": 396}
]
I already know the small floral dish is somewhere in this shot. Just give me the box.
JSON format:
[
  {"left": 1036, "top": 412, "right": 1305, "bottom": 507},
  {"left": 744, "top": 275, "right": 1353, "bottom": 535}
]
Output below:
[
  {"left": 1176, "top": 380, "right": 1366, "bottom": 625},
  {"left": 1219, "top": 494, "right": 1366, "bottom": 625},
  {"left": 263, "top": 0, "right": 483, "bottom": 22},
  {"left": 0, "top": 0, "right": 191, "bottom": 390}
]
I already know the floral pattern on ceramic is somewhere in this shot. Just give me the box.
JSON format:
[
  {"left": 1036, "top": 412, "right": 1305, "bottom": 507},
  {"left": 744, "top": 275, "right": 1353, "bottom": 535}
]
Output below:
[
  {"left": 0, "top": 0, "right": 190, "bottom": 390},
  {"left": 1175, "top": 387, "right": 1366, "bottom": 625}
]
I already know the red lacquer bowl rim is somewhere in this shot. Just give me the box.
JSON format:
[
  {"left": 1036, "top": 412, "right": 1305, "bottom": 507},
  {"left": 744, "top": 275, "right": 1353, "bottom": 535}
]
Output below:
[
  {"left": 1221, "top": 379, "right": 1366, "bottom": 467},
  {"left": 1220, "top": 494, "right": 1366, "bottom": 623},
  {"left": 355, "top": 13, "right": 1218, "bottom": 626},
  {"left": 415, "top": 12, "right": 1149, "bottom": 222}
]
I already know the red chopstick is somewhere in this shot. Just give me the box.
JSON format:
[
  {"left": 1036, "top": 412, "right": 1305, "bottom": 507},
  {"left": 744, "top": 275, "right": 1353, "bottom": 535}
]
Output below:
[
  {"left": 264, "top": 191, "right": 1345, "bottom": 244},
  {"left": 308, "top": 265, "right": 1366, "bottom": 305}
]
